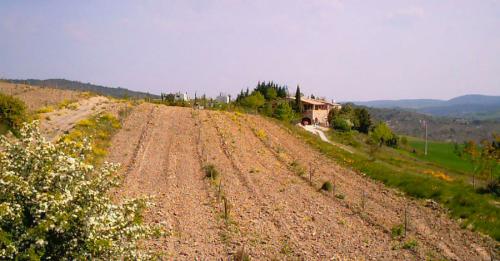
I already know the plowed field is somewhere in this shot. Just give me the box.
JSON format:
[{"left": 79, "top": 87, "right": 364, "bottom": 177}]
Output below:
[{"left": 107, "top": 104, "right": 494, "bottom": 260}]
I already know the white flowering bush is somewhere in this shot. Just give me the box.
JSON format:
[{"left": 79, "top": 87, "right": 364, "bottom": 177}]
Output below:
[{"left": 0, "top": 122, "right": 161, "bottom": 260}]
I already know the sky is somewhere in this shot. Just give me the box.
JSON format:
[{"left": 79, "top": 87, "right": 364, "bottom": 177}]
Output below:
[{"left": 1, "top": 0, "right": 499, "bottom": 101}]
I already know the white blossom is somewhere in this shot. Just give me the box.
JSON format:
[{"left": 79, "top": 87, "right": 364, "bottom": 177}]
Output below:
[{"left": 0, "top": 121, "right": 163, "bottom": 259}]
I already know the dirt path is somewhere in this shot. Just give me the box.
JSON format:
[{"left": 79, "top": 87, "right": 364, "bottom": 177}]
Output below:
[
  {"left": 301, "top": 124, "right": 354, "bottom": 153},
  {"left": 40, "top": 96, "right": 116, "bottom": 140},
  {"left": 106, "top": 105, "right": 495, "bottom": 260}
]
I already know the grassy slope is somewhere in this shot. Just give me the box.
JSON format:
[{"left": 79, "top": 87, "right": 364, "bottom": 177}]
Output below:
[{"left": 277, "top": 122, "right": 499, "bottom": 241}]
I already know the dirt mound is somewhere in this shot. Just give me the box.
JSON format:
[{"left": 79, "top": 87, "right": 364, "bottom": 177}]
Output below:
[
  {"left": 39, "top": 96, "right": 123, "bottom": 140},
  {"left": 107, "top": 104, "right": 495, "bottom": 260},
  {"left": 0, "top": 82, "right": 82, "bottom": 111}
]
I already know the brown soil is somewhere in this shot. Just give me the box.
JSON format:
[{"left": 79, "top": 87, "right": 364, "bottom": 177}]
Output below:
[
  {"left": 0, "top": 82, "right": 82, "bottom": 111},
  {"left": 107, "top": 104, "right": 496, "bottom": 260}
]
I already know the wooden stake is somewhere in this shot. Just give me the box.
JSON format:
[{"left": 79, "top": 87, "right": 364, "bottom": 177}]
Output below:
[
  {"left": 218, "top": 181, "right": 222, "bottom": 200},
  {"left": 223, "top": 197, "right": 229, "bottom": 221},
  {"left": 361, "top": 190, "right": 366, "bottom": 211},
  {"left": 404, "top": 205, "right": 408, "bottom": 237},
  {"left": 309, "top": 170, "right": 312, "bottom": 184}
]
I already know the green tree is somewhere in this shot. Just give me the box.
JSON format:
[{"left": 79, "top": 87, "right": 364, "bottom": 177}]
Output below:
[
  {"left": 462, "top": 140, "right": 481, "bottom": 188},
  {"left": 294, "top": 86, "right": 303, "bottom": 113},
  {"left": 327, "top": 107, "right": 340, "bottom": 125},
  {"left": 241, "top": 91, "right": 265, "bottom": 111},
  {"left": 478, "top": 137, "right": 499, "bottom": 194},
  {"left": 367, "top": 122, "right": 394, "bottom": 159},
  {"left": 265, "top": 87, "right": 277, "bottom": 100},
  {"left": 354, "top": 108, "right": 371, "bottom": 133},
  {"left": 370, "top": 122, "right": 394, "bottom": 147},
  {"left": 273, "top": 101, "right": 294, "bottom": 122},
  {"left": 339, "top": 103, "right": 353, "bottom": 115}
]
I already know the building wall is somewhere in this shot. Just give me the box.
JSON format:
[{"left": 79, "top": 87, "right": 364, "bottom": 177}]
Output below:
[
  {"left": 216, "top": 95, "right": 230, "bottom": 103},
  {"left": 303, "top": 109, "right": 329, "bottom": 125}
]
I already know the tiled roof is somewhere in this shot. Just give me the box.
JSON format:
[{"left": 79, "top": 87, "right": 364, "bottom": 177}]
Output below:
[{"left": 287, "top": 97, "right": 340, "bottom": 106}]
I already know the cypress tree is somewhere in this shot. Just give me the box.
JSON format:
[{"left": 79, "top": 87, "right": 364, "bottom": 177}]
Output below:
[{"left": 295, "top": 85, "right": 303, "bottom": 113}]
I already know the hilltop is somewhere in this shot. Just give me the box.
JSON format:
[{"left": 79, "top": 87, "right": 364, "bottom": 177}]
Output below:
[{"left": 4, "top": 78, "right": 159, "bottom": 99}]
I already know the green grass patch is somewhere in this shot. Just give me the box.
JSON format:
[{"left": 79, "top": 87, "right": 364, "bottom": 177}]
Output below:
[
  {"left": 408, "top": 137, "right": 475, "bottom": 174},
  {"left": 61, "top": 113, "right": 121, "bottom": 165},
  {"left": 279, "top": 121, "right": 500, "bottom": 241}
]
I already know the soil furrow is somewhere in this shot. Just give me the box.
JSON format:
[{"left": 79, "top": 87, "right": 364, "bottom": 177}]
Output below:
[
  {"left": 106, "top": 105, "right": 494, "bottom": 260},
  {"left": 109, "top": 105, "right": 226, "bottom": 258},
  {"left": 245, "top": 114, "right": 494, "bottom": 260},
  {"left": 198, "top": 110, "right": 290, "bottom": 259},
  {"left": 214, "top": 111, "right": 404, "bottom": 260}
]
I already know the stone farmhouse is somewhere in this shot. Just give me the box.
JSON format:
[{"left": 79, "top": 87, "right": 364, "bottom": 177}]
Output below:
[{"left": 288, "top": 97, "right": 342, "bottom": 126}]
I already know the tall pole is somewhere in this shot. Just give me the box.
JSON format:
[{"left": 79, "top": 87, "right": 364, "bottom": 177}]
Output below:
[
  {"left": 424, "top": 121, "right": 428, "bottom": 156},
  {"left": 420, "top": 120, "right": 428, "bottom": 156}
]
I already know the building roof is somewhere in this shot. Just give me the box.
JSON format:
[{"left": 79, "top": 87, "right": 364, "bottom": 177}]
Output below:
[{"left": 287, "top": 96, "right": 340, "bottom": 106}]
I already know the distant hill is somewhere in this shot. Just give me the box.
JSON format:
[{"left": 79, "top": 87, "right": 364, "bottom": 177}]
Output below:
[
  {"left": 353, "top": 94, "right": 500, "bottom": 120},
  {"left": 5, "top": 79, "right": 159, "bottom": 99},
  {"left": 354, "top": 99, "right": 443, "bottom": 109},
  {"left": 363, "top": 106, "right": 499, "bottom": 142}
]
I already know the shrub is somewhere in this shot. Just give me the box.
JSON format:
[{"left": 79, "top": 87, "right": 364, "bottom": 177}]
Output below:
[
  {"left": 391, "top": 224, "right": 404, "bottom": 239},
  {"left": 255, "top": 129, "right": 267, "bottom": 139},
  {"left": 290, "top": 160, "right": 305, "bottom": 176},
  {"left": 321, "top": 181, "right": 333, "bottom": 192},
  {"left": 402, "top": 239, "right": 418, "bottom": 250},
  {"left": 36, "top": 105, "right": 55, "bottom": 114},
  {"left": 0, "top": 122, "right": 161, "bottom": 259},
  {"left": 332, "top": 117, "right": 351, "bottom": 132},
  {"left": 203, "top": 164, "right": 220, "bottom": 180},
  {"left": 57, "top": 99, "right": 77, "bottom": 110},
  {"left": 0, "top": 93, "right": 28, "bottom": 135}
]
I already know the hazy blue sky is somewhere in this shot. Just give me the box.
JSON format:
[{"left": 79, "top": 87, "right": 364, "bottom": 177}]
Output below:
[{"left": 1, "top": 0, "right": 499, "bottom": 101}]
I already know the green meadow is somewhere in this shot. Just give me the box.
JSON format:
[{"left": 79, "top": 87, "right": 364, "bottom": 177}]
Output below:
[{"left": 407, "top": 137, "right": 475, "bottom": 174}]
